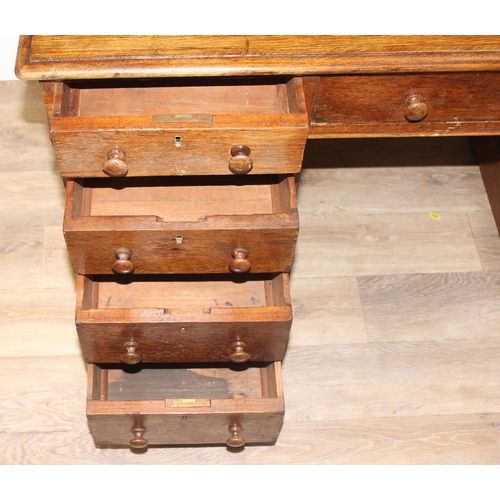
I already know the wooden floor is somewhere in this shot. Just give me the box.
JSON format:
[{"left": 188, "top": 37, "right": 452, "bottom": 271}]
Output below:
[{"left": 1, "top": 80, "right": 500, "bottom": 464}]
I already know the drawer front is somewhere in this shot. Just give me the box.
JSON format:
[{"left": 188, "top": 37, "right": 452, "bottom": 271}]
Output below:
[
  {"left": 51, "top": 125, "right": 308, "bottom": 177},
  {"left": 87, "top": 363, "right": 284, "bottom": 448},
  {"left": 65, "top": 225, "right": 298, "bottom": 274},
  {"left": 76, "top": 274, "right": 292, "bottom": 364},
  {"left": 311, "top": 72, "right": 500, "bottom": 137},
  {"left": 78, "top": 320, "right": 291, "bottom": 364},
  {"left": 64, "top": 176, "right": 299, "bottom": 275},
  {"left": 44, "top": 77, "right": 308, "bottom": 177},
  {"left": 88, "top": 412, "right": 284, "bottom": 447}
]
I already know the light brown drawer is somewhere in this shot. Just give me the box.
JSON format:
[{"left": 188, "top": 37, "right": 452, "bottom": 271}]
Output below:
[
  {"left": 76, "top": 273, "right": 292, "bottom": 364},
  {"left": 43, "top": 77, "right": 308, "bottom": 177},
  {"left": 310, "top": 72, "right": 500, "bottom": 137},
  {"left": 64, "top": 174, "right": 298, "bottom": 275},
  {"left": 87, "top": 362, "right": 284, "bottom": 448}
]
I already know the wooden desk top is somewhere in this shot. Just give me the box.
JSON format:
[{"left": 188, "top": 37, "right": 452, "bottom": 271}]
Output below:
[{"left": 16, "top": 35, "right": 500, "bottom": 80}]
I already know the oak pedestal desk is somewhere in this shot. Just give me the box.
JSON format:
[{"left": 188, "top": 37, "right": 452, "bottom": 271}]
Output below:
[{"left": 16, "top": 35, "right": 500, "bottom": 450}]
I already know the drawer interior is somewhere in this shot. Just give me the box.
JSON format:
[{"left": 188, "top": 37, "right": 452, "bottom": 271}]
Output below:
[
  {"left": 91, "top": 362, "right": 281, "bottom": 402},
  {"left": 56, "top": 77, "right": 303, "bottom": 118},
  {"left": 71, "top": 175, "right": 295, "bottom": 220},
  {"left": 80, "top": 274, "right": 290, "bottom": 314}
]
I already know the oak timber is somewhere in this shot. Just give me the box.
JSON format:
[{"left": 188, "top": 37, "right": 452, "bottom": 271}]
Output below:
[
  {"left": 6, "top": 30, "right": 498, "bottom": 463},
  {"left": 3, "top": 81, "right": 500, "bottom": 462},
  {"left": 16, "top": 36, "right": 500, "bottom": 79}
]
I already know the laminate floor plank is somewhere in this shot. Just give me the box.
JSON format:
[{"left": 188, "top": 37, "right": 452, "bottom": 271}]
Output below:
[
  {"left": 289, "top": 276, "right": 367, "bottom": 346},
  {"left": 245, "top": 414, "right": 500, "bottom": 465},
  {"left": 468, "top": 210, "right": 500, "bottom": 271},
  {"left": 0, "top": 80, "right": 56, "bottom": 172},
  {"left": 41, "top": 226, "right": 75, "bottom": 289},
  {"left": 293, "top": 211, "right": 482, "bottom": 278},
  {"left": 4, "top": 413, "right": 499, "bottom": 465},
  {"left": 0, "top": 430, "right": 247, "bottom": 465},
  {"left": 0, "top": 227, "right": 43, "bottom": 289},
  {"left": 0, "top": 170, "right": 65, "bottom": 289},
  {"left": 282, "top": 340, "right": 500, "bottom": 420},
  {"left": 0, "top": 289, "right": 78, "bottom": 357},
  {"left": 3, "top": 80, "right": 500, "bottom": 464},
  {"left": 358, "top": 271, "right": 500, "bottom": 342},
  {"left": 0, "top": 356, "right": 86, "bottom": 433},
  {"left": 298, "top": 165, "right": 490, "bottom": 217},
  {"left": 0, "top": 171, "right": 64, "bottom": 228}
]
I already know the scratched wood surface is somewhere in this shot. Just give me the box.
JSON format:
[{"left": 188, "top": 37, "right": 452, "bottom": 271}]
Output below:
[
  {"left": 1, "top": 80, "right": 500, "bottom": 464},
  {"left": 16, "top": 36, "right": 500, "bottom": 79}
]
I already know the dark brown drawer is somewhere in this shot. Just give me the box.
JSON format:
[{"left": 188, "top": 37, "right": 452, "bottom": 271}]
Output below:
[
  {"left": 43, "top": 77, "right": 308, "bottom": 177},
  {"left": 76, "top": 273, "right": 292, "bottom": 364},
  {"left": 87, "top": 362, "right": 284, "bottom": 448},
  {"left": 64, "top": 174, "right": 298, "bottom": 275},
  {"left": 310, "top": 72, "right": 500, "bottom": 137}
]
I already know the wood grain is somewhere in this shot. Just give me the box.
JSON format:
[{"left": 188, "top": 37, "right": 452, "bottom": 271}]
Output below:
[
  {"left": 87, "top": 362, "right": 284, "bottom": 447},
  {"left": 16, "top": 36, "right": 500, "bottom": 79},
  {"left": 298, "top": 166, "right": 489, "bottom": 216},
  {"left": 50, "top": 119, "right": 308, "bottom": 178},
  {"left": 475, "top": 137, "right": 500, "bottom": 234},
  {"left": 3, "top": 79, "right": 500, "bottom": 463},
  {"left": 289, "top": 276, "right": 368, "bottom": 346},
  {"left": 293, "top": 211, "right": 482, "bottom": 278},
  {"left": 0, "top": 356, "right": 86, "bottom": 433},
  {"left": 0, "top": 288, "right": 78, "bottom": 357},
  {"left": 283, "top": 340, "right": 500, "bottom": 420},
  {"left": 259, "top": 415, "right": 500, "bottom": 464},
  {"left": 310, "top": 73, "right": 500, "bottom": 137},
  {"left": 358, "top": 272, "right": 500, "bottom": 342},
  {"left": 0, "top": 80, "right": 56, "bottom": 172},
  {"left": 42, "top": 77, "right": 308, "bottom": 177},
  {"left": 64, "top": 176, "right": 299, "bottom": 275},
  {"left": 75, "top": 274, "right": 292, "bottom": 364},
  {"left": 41, "top": 226, "right": 75, "bottom": 289},
  {"left": 468, "top": 210, "right": 500, "bottom": 271}
]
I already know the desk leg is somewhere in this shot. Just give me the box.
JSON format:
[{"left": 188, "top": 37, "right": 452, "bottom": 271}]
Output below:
[{"left": 474, "top": 137, "right": 500, "bottom": 237}]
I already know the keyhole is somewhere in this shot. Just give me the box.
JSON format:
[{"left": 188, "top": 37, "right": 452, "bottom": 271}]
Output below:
[{"left": 174, "top": 136, "right": 182, "bottom": 148}]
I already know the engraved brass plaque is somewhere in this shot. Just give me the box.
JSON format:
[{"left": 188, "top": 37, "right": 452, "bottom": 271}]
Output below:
[
  {"left": 153, "top": 113, "right": 213, "bottom": 123},
  {"left": 165, "top": 398, "right": 212, "bottom": 408}
]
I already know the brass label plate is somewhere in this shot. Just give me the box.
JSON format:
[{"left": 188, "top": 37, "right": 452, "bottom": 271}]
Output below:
[
  {"left": 153, "top": 113, "right": 213, "bottom": 123},
  {"left": 165, "top": 398, "right": 212, "bottom": 408}
]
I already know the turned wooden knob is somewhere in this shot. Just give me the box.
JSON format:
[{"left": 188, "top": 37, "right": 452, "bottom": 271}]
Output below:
[
  {"left": 120, "top": 341, "right": 142, "bottom": 364},
  {"left": 112, "top": 248, "right": 134, "bottom": 274},
  {"left": 228, "top": 145, "right": 253, "bottom": 174},
  {"left": 103, "top": 148, "right": 128, "bottom": 177},
  {"left": 404, "top": 94, "right": 428, "bottom": 122},
  {"left": 227, "top": 424, "right": 245, "bottom": 448},
  {"left": 229, "top": 341, "right": 250, "bottom": 363},
  {"left": 130, "top": 426, "right": 148, "bottom": 449},
  {"left": 229, "top": 248, "right": 251, "bottom": 273}
]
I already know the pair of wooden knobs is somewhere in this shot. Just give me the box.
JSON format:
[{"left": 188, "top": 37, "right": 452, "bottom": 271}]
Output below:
[
  {"left": 121, "top": 340, "right": 250, "bottom": 365},
  {"left": 112, "top": 247, "right": 251, "bottom": 274},
  {"left": 103, "top": 145, "right": 253, "bottom": 177},
  {"left": 130, "top": 424, "right": 245, "bottom": 449}
]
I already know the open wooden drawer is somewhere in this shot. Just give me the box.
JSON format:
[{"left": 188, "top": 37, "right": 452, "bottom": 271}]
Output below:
[
  {"left": 41, "top": 76, "right": 308, "bottom": 177},
  {"left": 87, "top": 361, "right": 284, "bottom": 448},
  {"left": 76, "top": 273, "right": 292, "bottom": 364},
  {"left": 64, "top": 174, "right": 299, "bottom": 275}
]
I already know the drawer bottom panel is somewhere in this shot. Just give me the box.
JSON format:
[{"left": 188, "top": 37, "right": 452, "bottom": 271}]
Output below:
[{"left": 87, "top": 362, "right": 284, "bottom": 448}]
